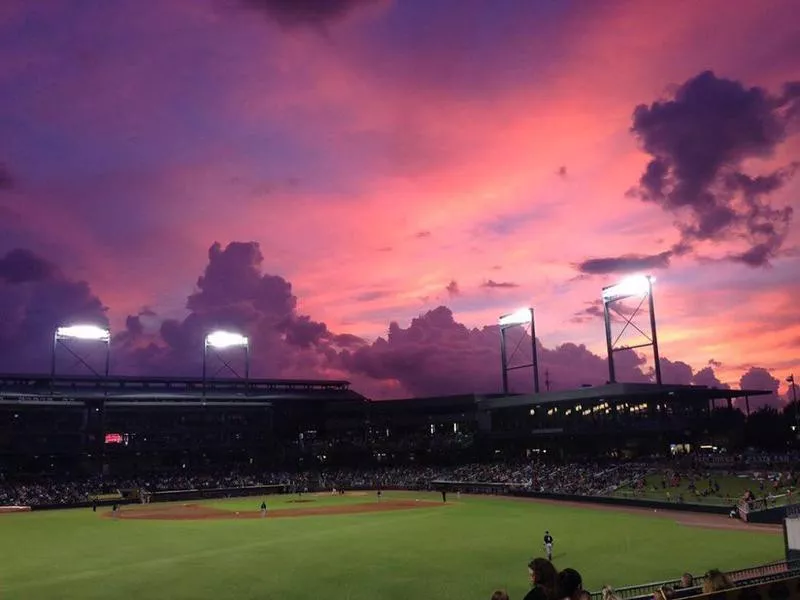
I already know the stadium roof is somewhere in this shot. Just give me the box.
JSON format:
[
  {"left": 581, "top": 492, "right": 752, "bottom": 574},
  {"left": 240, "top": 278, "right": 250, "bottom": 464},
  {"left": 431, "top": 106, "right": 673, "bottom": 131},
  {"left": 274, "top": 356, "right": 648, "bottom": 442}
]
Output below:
[
  {"left": 370, "top": 393, "right": 507, "bottom": 407},
  {"left": 479, "top": 382, "right": 771, "bottom": 411},
  {"left": 0, "top": 373, "right": 365, "bottom": 404}
]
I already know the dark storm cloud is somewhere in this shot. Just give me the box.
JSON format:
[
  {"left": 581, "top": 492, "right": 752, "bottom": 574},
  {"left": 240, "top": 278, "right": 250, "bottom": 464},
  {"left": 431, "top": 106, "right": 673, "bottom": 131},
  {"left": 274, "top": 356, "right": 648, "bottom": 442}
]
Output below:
[
  {"left": 113, "top": 241, "right": 335, "bottom": 377},
  {"left": 445, "top": 280, "right": 460, "bottom": 296},
  {"left": 576, "top": 251, "right": 672, "bottom": 275},
  {"left": 630, "top": 71, "right": 800, "bottom": 267},
  {"left": 181, "top": 241, "right": 331, "bottom": 346},
  {"left": 0, "top": 248, "right": 107, "bottom": 373},
  {"left": 0, "top": 248, "right": 59, "bottom": 283},
  {"left": 0, "top": 163, "right": 13, "bottom": 190},
  {"left": 481, "top": 279, "right": 519, "bottom": 289},
  {"left": 240, "top": 0, "right": 377, "bottom": 28},
  {"left": 125, "top": 314, "right": 145, "bottom": 337}
]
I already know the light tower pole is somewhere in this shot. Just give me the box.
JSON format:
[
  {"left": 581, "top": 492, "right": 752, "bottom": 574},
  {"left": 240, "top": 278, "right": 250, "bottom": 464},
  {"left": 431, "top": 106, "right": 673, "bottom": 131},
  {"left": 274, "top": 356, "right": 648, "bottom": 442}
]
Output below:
[
  {"left": 498, "top": 307, "right": 540, "bottom": 395},
  {"left": 601, "top": 275, "right": 661, "bottom": 384},
  {"left": 51, "top": 324, "right": 111, "bottom": 378},
  {"left": 202, "top": 330, "right": 250, "bottom": 388}
]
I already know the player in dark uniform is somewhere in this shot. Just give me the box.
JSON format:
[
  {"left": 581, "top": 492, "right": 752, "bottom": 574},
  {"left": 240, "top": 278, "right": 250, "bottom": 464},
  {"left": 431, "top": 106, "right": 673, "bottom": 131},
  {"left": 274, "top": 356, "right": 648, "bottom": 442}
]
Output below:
[
  {"left": 543, "top": 531, "right": 553, "bottom": 561},
  {"left": 260, "top": 500, "right": 267, "bottom": 518},
  {"left": 441, "top": 489, "right": 447, "bottom": 503},
  {"left": 91, "top": 498, "right": 97, "bottom": 513}
]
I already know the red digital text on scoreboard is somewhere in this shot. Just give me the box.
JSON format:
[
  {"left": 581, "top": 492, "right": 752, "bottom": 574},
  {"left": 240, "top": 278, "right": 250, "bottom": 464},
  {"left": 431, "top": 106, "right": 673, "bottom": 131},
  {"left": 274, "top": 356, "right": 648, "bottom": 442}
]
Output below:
[{"left": 104, "top": 433, "right": 129, "bottom": 445}]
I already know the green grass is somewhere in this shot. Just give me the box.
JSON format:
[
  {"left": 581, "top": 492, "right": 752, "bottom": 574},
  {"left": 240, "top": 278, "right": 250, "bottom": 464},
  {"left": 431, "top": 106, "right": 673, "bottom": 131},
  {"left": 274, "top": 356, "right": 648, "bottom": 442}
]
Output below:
[
  {"left": 0, "top": 492, "right": 783, "bottom": 600},
  {"left": 613, "top": 473, "right": 795, "bottom": 506}
]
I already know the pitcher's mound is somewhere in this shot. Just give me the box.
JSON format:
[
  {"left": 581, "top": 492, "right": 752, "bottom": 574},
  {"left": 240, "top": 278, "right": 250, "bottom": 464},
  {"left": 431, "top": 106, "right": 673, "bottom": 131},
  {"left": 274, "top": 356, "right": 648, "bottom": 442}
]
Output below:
[{"left": 109, "top": 500, "right": 443, "bottom": 521}]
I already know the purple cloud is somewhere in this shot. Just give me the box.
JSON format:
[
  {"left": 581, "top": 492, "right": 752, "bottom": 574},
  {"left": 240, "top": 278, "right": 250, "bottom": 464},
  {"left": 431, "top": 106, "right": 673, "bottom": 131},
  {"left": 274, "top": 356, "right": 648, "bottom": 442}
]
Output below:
[
  {"left": 116, "top": 241, "right": 332, "bottom": 376},
  {"left": 692, "top": 365, "right": 729, "bottom": 389},
  {"left": 481, "top": 279, "right": 519, "bottom": 289},
  {"left": 738, "top": 366, "right": 782, "bottom": 411},
  {"left": 0, "top": 241, "right": 776, "bottom": 401},
  {"left": 0, "top": 163, "right": 13, "bottom": 190},
  {"left": 240, "top": 0, "right": 378, "bottom": 28},
  {"left": 630, "top": 71, "right": 800, "bottom": 267},
  {"left": 0, "top": 248, "right": 59, "bottom": 283},
  {"left": 570, "top": 300, "right": 605, "bottom": 324},
  {"left": 577, "top": 251, "right": 672, "bottom": 275},
  {"left": 0, "top": 248, "right": 108, "bottom": 373},
  {"left": 445, "top": 280, "right": 460, "bottom": 297},
  {"left": 657, "top": 357, "right": 694, "bottom": 385}
]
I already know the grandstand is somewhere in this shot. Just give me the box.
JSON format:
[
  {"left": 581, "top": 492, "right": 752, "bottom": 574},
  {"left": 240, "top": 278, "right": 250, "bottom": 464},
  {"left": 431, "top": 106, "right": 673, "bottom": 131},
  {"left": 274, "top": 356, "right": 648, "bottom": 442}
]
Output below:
[
  {"left": 0, "top": 373, "right": 776, "bottom": 477},
  {"left": 0, "top": 373, "right": 365, "bottom": 477}
]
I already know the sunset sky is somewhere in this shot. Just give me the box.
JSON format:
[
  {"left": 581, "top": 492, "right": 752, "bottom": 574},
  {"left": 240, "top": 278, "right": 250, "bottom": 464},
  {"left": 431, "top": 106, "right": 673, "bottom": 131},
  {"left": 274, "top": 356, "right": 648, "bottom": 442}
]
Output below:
[{"left": 0, "top": 0, "right": 798, "bottom": 401}]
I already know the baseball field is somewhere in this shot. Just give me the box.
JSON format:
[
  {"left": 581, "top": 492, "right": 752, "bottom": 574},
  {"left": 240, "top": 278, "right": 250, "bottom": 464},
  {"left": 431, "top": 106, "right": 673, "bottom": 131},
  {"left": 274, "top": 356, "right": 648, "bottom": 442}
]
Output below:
[{"left": 0, "top": 491, "right": 784, "bottom": 600}]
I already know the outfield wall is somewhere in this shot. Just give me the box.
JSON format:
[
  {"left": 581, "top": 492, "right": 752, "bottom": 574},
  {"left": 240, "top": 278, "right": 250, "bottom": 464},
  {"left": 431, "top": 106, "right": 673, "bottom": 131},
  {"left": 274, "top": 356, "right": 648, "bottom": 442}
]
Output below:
[
  {"left": 509, "top": 489, "right": 731, "bottom": 515},
  {"left": 26, "top": 484, "right": 288, "bottom": 511},
  {"left": 432, "top": 480, "right": 733, "bottom": 515},
  {"left": 432, "top": 479, "right": 795, "bottom": 523}
]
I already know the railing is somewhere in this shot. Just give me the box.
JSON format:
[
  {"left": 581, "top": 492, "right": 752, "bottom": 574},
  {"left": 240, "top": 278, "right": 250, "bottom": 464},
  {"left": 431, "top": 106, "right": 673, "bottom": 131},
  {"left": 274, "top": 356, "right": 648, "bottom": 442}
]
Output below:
[
  {"left": 786, "top": 504, "right": 800, "bottom": 519},
  {"left": 590, "top": 560, "right": 800, "bottom": 600}
]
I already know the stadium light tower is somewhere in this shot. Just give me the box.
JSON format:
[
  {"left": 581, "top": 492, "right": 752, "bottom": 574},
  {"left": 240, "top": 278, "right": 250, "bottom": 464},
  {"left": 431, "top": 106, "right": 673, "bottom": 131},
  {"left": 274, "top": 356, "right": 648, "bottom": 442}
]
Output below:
[
  {"left": 601, "top": 275, "right": 661, "bottom": 385},
  {"left": 498, "top": 307, "right": 540, "bottom": 395},
  {"left": 203, "top": 330, "right": 250, "bottom": 384},
  {"left": 51, "top": 324, "right": 111, "bottom": 378},
  {"left": 788, "top": 374, "right": 798, "bottom": 432}
]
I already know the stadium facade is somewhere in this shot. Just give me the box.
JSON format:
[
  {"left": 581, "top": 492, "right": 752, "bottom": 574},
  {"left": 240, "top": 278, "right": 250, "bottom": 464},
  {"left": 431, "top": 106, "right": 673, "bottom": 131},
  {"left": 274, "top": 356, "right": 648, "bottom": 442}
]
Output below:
[{"left": 0, "top": 373, "right": 770, "bottom": 478}]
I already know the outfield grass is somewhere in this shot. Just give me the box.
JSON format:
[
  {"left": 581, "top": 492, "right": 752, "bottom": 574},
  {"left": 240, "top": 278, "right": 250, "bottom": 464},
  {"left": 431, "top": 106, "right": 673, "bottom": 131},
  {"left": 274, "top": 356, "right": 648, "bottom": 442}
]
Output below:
[{"left": 0, "top": 491, "right": 783, "bottom": 600}]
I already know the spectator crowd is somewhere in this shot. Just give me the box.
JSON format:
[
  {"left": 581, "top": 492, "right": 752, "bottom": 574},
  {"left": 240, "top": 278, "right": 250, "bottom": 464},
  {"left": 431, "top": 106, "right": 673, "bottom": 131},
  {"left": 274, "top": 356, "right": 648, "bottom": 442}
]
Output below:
[
  {"left": 490, "top": 557, "right": 739, "bottom": 600},
  {"left": 0, "top": 460, "right": 652, "bottom": 507},
  {"left": 1, "top": 449, "right": 797, "bottom": 508}
]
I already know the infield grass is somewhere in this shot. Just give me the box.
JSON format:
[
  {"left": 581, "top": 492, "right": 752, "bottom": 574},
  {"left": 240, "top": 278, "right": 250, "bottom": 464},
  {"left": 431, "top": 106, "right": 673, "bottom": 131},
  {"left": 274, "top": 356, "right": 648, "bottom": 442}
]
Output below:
[{"left": 0, "top": 491, "right": 783, "bottom": 600}]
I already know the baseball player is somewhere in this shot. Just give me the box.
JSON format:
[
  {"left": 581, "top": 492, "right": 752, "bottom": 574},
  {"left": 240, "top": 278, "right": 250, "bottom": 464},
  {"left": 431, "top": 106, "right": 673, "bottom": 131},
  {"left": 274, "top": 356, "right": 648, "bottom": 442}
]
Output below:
[{"left": 543, "top": 531, "right": 553, "bottom": 561}]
